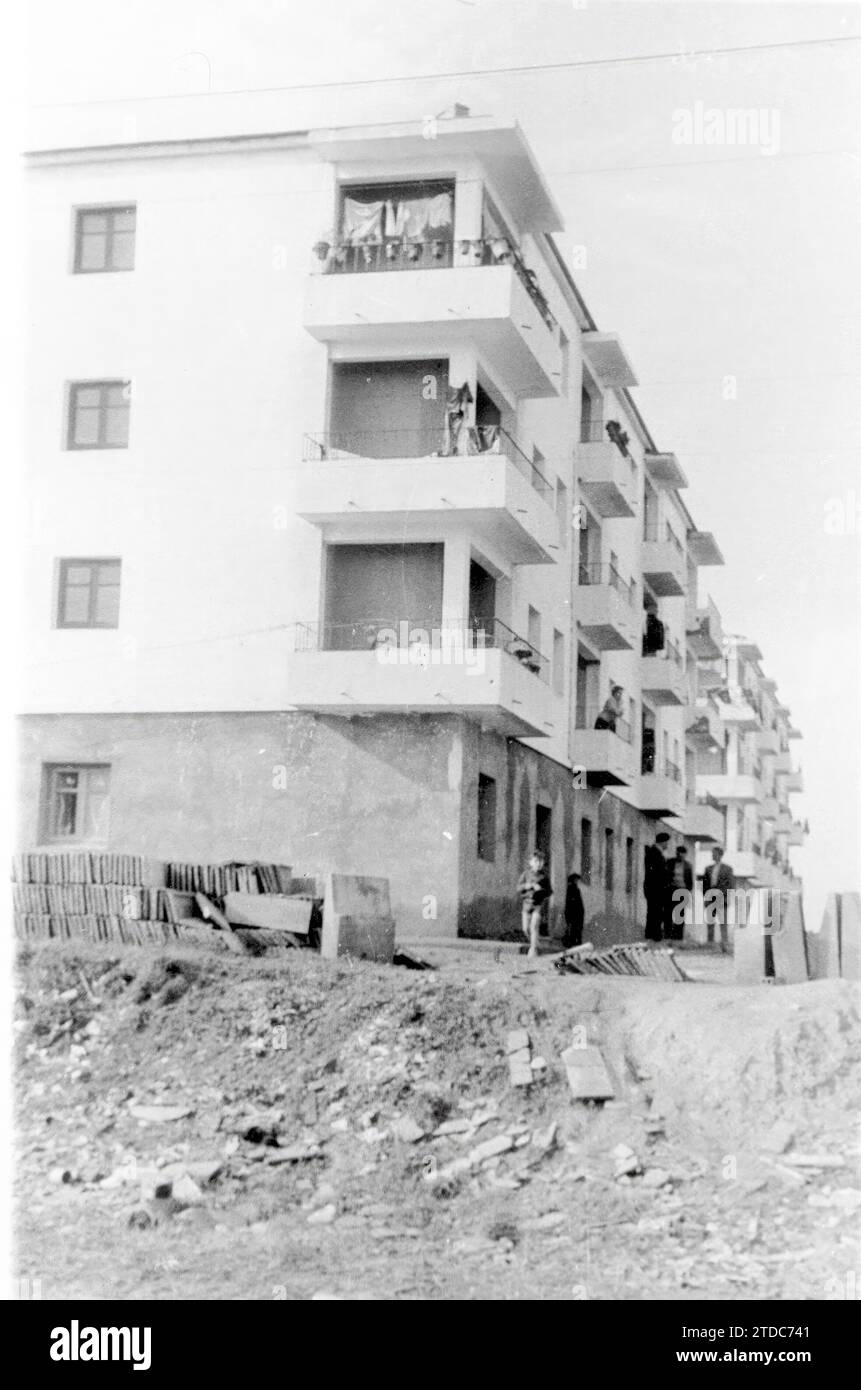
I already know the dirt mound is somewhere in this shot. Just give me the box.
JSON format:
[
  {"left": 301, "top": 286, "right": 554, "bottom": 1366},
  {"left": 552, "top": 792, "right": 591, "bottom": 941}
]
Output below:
[{"left": 14, "top": 941, "right": 861, "bottom": 1301}]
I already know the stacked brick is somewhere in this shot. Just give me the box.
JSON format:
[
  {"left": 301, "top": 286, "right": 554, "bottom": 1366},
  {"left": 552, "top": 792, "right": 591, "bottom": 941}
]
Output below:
[{"left": 12, "top": 852, "right": 307, "bottom": 945}]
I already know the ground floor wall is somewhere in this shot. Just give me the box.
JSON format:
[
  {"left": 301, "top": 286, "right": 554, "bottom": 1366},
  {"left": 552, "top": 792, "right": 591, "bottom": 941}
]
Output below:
[
  {"left": 458, "top": 726, "right": 659, "bottom": 945},
  {"left": 17, "top": 712, "right": 665, "bottom": 943}
]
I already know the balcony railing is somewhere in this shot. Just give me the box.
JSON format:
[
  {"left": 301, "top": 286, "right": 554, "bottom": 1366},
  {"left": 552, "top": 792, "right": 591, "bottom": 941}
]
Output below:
[
  {"left": 301, "top": 425, "right": 553, "bottom": 501},
  {"left": 574, "top": 706, "right": 633, "bottom": 743},
  {"left": 577, "top": 562, "right": 635, "bottom": 604},
  {"left": 290, "top": 615, "right": 550, "bottom": 681},
  {"left": 666, "top": 759, "right": 682, "bottom": 784},
  {"left": 313, "top": 234, "right": 558, "bottom": 335}
]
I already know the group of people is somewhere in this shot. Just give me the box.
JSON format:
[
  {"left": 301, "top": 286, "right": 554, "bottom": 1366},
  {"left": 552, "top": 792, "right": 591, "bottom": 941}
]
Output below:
[{"left": 516, "top": 838, "right": 735, "bottom": 958}]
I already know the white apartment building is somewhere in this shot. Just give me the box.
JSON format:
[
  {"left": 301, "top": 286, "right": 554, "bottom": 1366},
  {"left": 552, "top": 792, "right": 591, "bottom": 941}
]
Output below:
[{"left": 18, "top": 107, "right": 806, "bottom": 940}]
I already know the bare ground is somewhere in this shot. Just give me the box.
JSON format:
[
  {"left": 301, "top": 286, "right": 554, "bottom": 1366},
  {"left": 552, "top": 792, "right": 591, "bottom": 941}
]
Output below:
[{"left": 13, "top": 938, "right": 861, "bottom": 1301}]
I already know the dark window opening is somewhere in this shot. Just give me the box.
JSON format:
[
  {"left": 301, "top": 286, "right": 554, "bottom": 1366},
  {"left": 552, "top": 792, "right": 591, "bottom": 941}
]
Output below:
[{"left": 477, "top": 774, "right": 497, "bottom": 863}]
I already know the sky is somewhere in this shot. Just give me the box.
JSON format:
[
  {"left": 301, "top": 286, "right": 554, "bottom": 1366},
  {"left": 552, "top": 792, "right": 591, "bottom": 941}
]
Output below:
[{"left": 22, "top": 0, "right": 861, "bottom": 927}]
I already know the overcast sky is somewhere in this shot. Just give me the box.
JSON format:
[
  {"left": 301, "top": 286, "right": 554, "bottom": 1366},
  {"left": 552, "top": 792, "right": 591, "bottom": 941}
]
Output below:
[{"left": 24, "top": 0, "right": 861, "bottom": 926}]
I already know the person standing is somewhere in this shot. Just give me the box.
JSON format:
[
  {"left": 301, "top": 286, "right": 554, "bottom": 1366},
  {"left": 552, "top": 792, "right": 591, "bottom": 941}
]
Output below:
[
  {"left": 563, "top": 870, "right": 585, "bottom": 949},
  {"left": 594, "top": 684, "right": 624, "bottom": 732},
  {"left": 701, "top": 846, "right": 735, "bottom": 953},
  {"left": 517, "top": 850, "right": 553, "bottom": 959},
  {"left": 665, "top": 845, "right": 693, "bottom": 941},
  {"left": 644, "top": 831, "right": 671, "bottom": 941}
]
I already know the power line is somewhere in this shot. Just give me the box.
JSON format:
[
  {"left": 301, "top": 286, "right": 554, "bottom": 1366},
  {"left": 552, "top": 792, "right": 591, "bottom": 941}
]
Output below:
[{"left": 33, "top": 34, "right": 861, "bottom": 109}]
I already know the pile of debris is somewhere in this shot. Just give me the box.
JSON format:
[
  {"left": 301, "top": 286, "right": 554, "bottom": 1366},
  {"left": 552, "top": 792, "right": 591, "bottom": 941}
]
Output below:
[{"left": 553, "top": 941, "right": 689, "bottom": 982}]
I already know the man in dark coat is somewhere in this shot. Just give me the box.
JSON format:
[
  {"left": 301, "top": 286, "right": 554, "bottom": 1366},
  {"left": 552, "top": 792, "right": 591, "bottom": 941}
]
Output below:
[
  {"left": 563, "top": 871, "right": 585, "bottom": 949},
  {"left": 644, "top": 831, "right": 670, "bottom": 941},
  {"left": 665, "top": 845, "right": 693, "bottom": 941}
]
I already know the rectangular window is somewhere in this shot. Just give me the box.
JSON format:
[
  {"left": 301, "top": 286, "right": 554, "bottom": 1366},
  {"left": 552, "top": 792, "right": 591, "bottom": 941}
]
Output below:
[
  {"left": 42, "top": 764, "right": 111, "bottom": 842},
  {"left": 477, "top": 774, "right": 497, "bottom": 863},
  {"left": 57, "top": 558, "right": 121, "bottom": 628},
  {"left": 552, "top": 629, "right": 565, "bottom": 696},
  {"left": 555, "top": 479, "right": 568, "bottom": 542},
  {"left": 559, "top": 330, "right": 570, "bottom": 395},
  {"left": 74, "top": 206, "right": 136, "bottom": 273},
  {"left": 625, "top": 836, "right": 634, "bottom": 894},
  {"left": 527, "top": 605, "right": 541, "bottom": 654},
  {"left": 67, "top": 381, "right": 130, "bottom": 449},
  {"left": 604, "top": 827, "right": 614, "bottom": 892},
  {"left": 580, "top": 817, "right": 592, "bottom": 885}
]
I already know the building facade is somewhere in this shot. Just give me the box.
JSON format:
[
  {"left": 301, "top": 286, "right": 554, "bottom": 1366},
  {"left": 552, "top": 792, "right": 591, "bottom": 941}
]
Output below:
[{"left": 18, "top": 110, "right": 807, "bottom": 942}]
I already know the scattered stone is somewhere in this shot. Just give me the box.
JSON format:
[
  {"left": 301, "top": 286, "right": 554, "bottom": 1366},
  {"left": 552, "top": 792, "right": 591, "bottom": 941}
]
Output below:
[
  {"left": 127, "top": 1206, "right": 153, "bottom": 1230},
  {"left": 562, "top": 1045, "right": 615, "bottom": 1102},
  {"left": 307, "top": 1203, "right": 337, "bottom": 1225},
  {"left": 808, "top": 1189, "right": 861, "bottom": 1211},
  {"left": 433, "top": 1117, "right": 473, "bottom": 1138},
  {"left": 172, "top": 1173, "right": 204, "bottom": 1205},
  {"left": 641, "top": 1168, "right": 671, "bottom": 1188},
  {"left": 469, "top": 1134, "right": 515, "bottom": 1165},
  {"left": 531, "top": 1121, "right": 558, "bottom": 1155},
  {"left": 781, "top": 1154, "right": 845, "bottom": 1169},
  {"left": 530, "top": 1056, "right": 547, "bottom": 1073},
  {"left": 506, "top": 1029, "right": 530, "bottom": 1055},
  {"left": 391, "top": 1116, "right": 425, "bottom": 1143},
  {"left": 760, "top": 1120, "right": 795, "bottom": 1155},
  {"left": 129, "top": 1103, "right": 194, "bottom": 1124},
  {"left": 522, "top": 1211, "right": 566, "bottom": 1231},
  {"left": 48, "top": 1166, "right": 73, "bottom": 1185},
  {"left": 267, "top": 1143, "right": 324, "bottom": 1163},
  {"left": 612, "top": 1143, "right": 643, "bottom": 1178}
]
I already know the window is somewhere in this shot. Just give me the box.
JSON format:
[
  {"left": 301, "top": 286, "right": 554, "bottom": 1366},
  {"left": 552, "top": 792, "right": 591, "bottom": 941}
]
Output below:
[
  {"left": 67, "top": 381, "right": 130, "bottom": 449},
  {"left": 555, "top": 479, "right": 568, "bottom": 542},
  {"left": 57, "top": 558, "right": 121, "bottom": 628},
  {"left": 625, "top": 836, "right": 635, "bottom": 894},
  {"left": 477, "top": 774, "right": 497, "bottom": 863},
  {"left": 552, "top": 629, "right": 565, "bottom": 696},
  {"left": 527, "top": 605, "right": 541, "bottom": 654},
  {"left": 604, "top": 828, "right": 614, "bottom": 892},
  {"left": 559, "top": 330, "right": 570, "bottom": 395},
  {"left": 74, "top": 206, "right": 136, "bottom": 273},
  {"left": 42, "top": 764, "right": 110, "bottom": 842},
  {"left": 580, "top": 817, "right": 592, "bottom": 885}
]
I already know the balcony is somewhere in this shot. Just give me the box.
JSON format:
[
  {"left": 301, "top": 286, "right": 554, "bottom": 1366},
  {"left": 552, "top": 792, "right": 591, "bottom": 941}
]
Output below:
[
  {"left": 775, "top": 808, "right": 793, "bottom": 835},
  {"left": 733, "top": 849, "right": 767, "bottom": 882},
  {"left": 635, "top": 766, "right": 685, "bottom": 819},
  {"left": 695, "top": 772, "right": 760, "bottom": 804},
  {"left": 696, "top": 658, "right": 728, "bottom": 694},
  {"left": 285, "top": 616, "right": 559, "bottom": 739},
  {"left": 682, "top": 797, "right": 725, "bottom": 842},
  {"left": 641, "top": 638, "right": 686, "bottom": 706},
  {"left": 572, "top": 709, "right": 635, "bottom": 787},
  {"left": 576, "top": 423, "right": 637, "bottom": 518},
  {"left": 642, "top": 523, "right": 686, "bottom": 597},
  {"left": 785, "top": 769, "right": 804, "bottom": 794},
  {"left": 304, "top": 239, "right": 563, "bottom": 399},
  {"left": 788, "top": 820, "right": 807, "bottom": 846},
  {"left": 645, "top": 452, "right": 688, "bottom": 491},
  {"left": 760, "top": 796, "right": 780, "bottom": 820},
  {"left": 686, "top": 596, "right": 723, "bottom": 660},
  {"left": 295, "top": 428, "right": 559, "bottom": 565},
  {"left": 718, "top": 697, "right": 759, "bottom": 733},
  {"left": 685, "top": 701, "right": 725, "bottom": 751},
  {"left": 774, "top": 750, "right": 793, "bottom": 774},
  {"left": 758, "top": 727, "right": 780, "bottom": 756},
  {"left": 575, "top": 564, "right": 637, "bottom": 651}
]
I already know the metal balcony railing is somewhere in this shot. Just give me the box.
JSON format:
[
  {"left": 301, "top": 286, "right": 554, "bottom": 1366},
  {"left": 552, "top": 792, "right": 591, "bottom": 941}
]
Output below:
[
  {"left": 313, "top": 234, "right": 558, "bottom": 334},
  {"left": 574, "top": 706, "right": 633, "bottom": 744},
  {"left": 290, "top": 615, "right": 550, "bottom": 681},
  {"left": 301, "top": 425, "right": 553, "bottom": 501},
  {"left": 577, "top": 562, "right": 635, "bottom": 604}
]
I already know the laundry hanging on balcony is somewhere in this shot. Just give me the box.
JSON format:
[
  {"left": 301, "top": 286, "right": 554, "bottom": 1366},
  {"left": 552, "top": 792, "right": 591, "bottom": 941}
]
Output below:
[{"left": 341, "top": 186, "right": 453, "bottom": 249}]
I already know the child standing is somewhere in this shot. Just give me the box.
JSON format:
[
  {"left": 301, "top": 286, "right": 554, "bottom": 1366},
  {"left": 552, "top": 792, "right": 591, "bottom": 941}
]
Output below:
[{"left": 517, "top": 850, "right": 553, "bottom": 959}]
